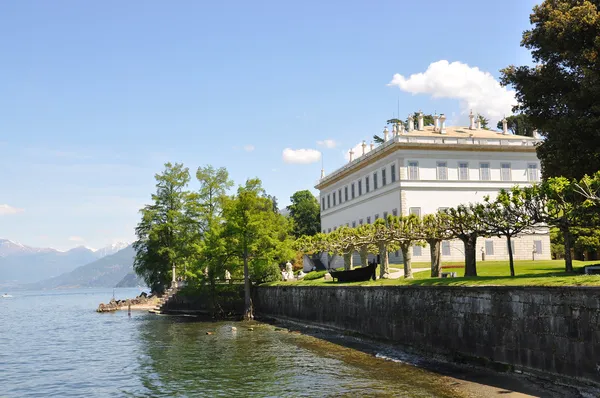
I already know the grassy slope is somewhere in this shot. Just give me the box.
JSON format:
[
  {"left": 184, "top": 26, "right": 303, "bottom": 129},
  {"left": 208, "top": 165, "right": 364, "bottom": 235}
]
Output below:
[{"left": 263, "top": 260, "right": 600, "bottom": 287}]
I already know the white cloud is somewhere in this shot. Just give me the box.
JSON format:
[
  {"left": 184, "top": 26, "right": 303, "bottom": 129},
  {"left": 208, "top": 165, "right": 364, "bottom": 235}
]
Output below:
[
  {"left": 282, "top": 148, "right": 321, "bottom": 164},
  {"left": 317, "top": 139, "right": 338, "bottom": 149},
  {"left": 68, "top": 236, "right": 85, "bottom": 242},
  {"left": 243, "top": 144, "right": 255, "bottom": 152},
  {"left": 388, "top": 60, "right": 516, "bottom": 126},
  {"left": 343, "top": 142, "right": 372, "bottom": 161},
  {"left": 0, "top": 204, "right": 24, "bottom": 215}
]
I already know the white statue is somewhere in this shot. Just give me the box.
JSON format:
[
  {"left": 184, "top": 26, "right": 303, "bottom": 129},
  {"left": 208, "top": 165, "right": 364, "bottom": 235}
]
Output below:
[
  {"left": 286, "top": 261, "right": 293, "bottom": 278},
  {"left": 224, "top": 270, "right": 231, "bottom": 282}
]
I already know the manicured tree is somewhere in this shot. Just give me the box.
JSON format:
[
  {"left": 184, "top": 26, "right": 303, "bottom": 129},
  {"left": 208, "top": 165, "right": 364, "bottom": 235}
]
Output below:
[
  {"left": 334, "top": 226, "right": 358, "bottom": 270},
  {"left": 422, "top": 212, "right": 453, "bottom": 278},
  {"left": 481, "top": 187, "right": 538, "bottom": 277},
  {"left": 352, "top": 224, "right": 377, "bottom": 268},
  {"left": 372, "top": 218, "right": 394, "bottom": 278},
  {"left": 444, "top": 204, "right": 489, "bottom": 277},
  {"left": 389, "top": 214, "right": 423, "bottom": 279}
]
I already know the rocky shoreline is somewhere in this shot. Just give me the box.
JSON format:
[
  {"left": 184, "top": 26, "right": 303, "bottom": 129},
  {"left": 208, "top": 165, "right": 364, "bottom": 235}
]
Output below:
[{"left": 96, "top": 292, "right": 157, "bottom": 312}]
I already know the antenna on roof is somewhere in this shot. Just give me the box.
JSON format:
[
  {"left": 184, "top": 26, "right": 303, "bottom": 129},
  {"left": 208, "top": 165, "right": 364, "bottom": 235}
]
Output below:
[{"left": 397, "top": 96, "right": 400, "bottom": 123}]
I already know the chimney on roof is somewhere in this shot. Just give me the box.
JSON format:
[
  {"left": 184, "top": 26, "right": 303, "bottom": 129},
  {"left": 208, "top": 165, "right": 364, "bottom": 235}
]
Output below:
[
  {"left": 532, "top": 129, "right": 540, "bottom": 139},
  {"left": 502, "top": 117, "right": 508, "bottom": 135},
  {"left": 361, "top": 140, "right": 367, "bottom": 155},
  {"left": 433, "top": 113, "right": 439, "bottom": 132},
  {"left": 439, "top": 114, "right": 447, "bottom": 134},
  {"left": 408, "top": 113, "right": 414, "bottom": 132},
  {"left": 349, "top": 149, "right": 354, "bottom": 162},
  {"left": 469, "top": 110, "right": 475, "bottom": 130},
  {"left": 370, "top": 141, "right": 374, "bottom": 151},
  {"left": 399, "top": 122, "right": 405, "bottom": 134},
  {"left": 320, "top": 168, "right": 325, "bottom": 179},
  {"left": 417, "top": 111, "right": 424, "bottom": 131},
  {"left": 391, "top": 124, "right": 397, "bottom": 137},
  {"left": 383, "top": 126, "right": 389, "bottom": 142},
  {"left": 476, "top": 115, "right": 482, "bottom": 130}
]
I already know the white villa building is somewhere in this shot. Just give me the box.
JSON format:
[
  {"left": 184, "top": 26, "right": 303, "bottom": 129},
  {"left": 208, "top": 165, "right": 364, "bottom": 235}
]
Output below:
[{"left": 315, "top": 111, "right": 551, "bottom": 265}]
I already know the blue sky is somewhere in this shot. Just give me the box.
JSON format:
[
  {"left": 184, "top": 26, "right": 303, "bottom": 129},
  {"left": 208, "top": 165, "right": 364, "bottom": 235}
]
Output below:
[{"left": 0, "top": 0, "right": 538, "bottom": 250}]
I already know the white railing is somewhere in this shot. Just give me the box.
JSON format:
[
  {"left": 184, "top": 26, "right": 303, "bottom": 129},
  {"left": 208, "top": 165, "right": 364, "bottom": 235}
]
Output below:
[{"left": 316, "top": 134, "right": 540, "bottom": 186}]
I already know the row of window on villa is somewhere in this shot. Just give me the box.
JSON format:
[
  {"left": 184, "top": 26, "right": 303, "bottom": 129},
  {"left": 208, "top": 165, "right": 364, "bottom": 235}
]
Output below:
[
  {"left": 407, "top": 238, "right": 542, "bottom": 257},
  {"left": 407, "top": 161, "right": 539, "bottom": 182},
  {"left": 321, "top": 163, "right": 396, "bottom": 211},
  {"left": 321, "top": 162, "right": 539, "bottom": 211},
  {"left": 322, "top": 208, "right": 400, "bottom": 233}
]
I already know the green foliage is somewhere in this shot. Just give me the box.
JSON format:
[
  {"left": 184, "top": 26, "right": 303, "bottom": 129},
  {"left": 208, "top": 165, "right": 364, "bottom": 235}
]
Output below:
[
  {"left": 481, "top": 187, "right": 538, "bottom": 276},
  {"left": 303, "top": 270, "right": 327, "bottom": 280},
  {"left": 133, "top": 163, "right": 194, "bottom": 294},
  {"left": 287, "top": 190, "right": 321, "bottom": 238},
  {"left": 444, "top": 204, "right": 490, "bottom": 277},
  {"left": 496, "top": 114, "right": 535, "bottom": 136},
  {"left": 500, "top": 1, "right": 600, "bottom": 179},
  {"left": 477, "top": 114, "right": 490, "bottom": 130},
  {"left": 250, "top": 261, "right": 281, "bottom": 284},
  {"left": 223, "top": 178, "right": 295, "bottom": 318}
]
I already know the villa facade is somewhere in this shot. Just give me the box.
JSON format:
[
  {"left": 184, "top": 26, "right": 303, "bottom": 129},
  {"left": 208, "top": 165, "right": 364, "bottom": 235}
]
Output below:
[{"left": 315, "top": 112, "right": 551, "bottom": 265}]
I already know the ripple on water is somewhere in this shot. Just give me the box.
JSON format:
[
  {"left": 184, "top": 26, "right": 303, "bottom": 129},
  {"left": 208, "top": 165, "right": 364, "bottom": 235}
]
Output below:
[{"left": 1, "top": 289, "right": 468, "bottom": 398}]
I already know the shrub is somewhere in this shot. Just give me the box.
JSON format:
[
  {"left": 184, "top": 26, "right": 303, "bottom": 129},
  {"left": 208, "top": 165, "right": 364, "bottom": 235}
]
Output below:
[
  {"left": 303, "top": 270, "right": 327, "bottom": 280},
  {"left": 251, "top": 261, "right": 281, "bottom": 284}
]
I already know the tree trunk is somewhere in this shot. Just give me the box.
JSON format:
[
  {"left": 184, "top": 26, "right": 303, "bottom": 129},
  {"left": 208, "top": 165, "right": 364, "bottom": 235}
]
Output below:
[
  {"left": 428, "top": 239, "right": 441, "bottom": 277},
  {"left": 209, "top": 270, "right": 216, "bottom": 318},
  {"left": 379, "top": 244, "right": 389, "bottom": 279},
  {"left": 359, "top": 247, "right": 368, "bottom": 267},
  {"left": 563, "top": 228, "right": 574, "bottom": 273},
  {"left": 463, "top": 235, "right": 478, "bottom": 277},
  {"left": 343, "top": 252, "right": 354, "bottom": 270},
  {"left": 243, "top": 247, "right": 253, "bottom": 321},
  {"left": 507, "top": 236, "right": 515, "bottom": 277},
  {"left": 401, "top": 244, "right": 413, "bottom": 279}
]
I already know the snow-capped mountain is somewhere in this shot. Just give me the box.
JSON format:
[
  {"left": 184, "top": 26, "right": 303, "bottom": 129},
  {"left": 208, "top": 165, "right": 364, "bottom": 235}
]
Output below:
[
  {"left": 0, "top": 239, "right": 57, "bottom": 257},
  {"left": 94, "top": 242, "right": 130, "bottom": 258},
  {"left": 0, "top": 239, "right": 131, "bottom": 286}
]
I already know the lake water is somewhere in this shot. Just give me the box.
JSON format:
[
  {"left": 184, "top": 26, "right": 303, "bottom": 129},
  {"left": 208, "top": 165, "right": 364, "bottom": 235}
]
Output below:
[{"left": 0, "top": 288, "right": 561, "bottom": 397}]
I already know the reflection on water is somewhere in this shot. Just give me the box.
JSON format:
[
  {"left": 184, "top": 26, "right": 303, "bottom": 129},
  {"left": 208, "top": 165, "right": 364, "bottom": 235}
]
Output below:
[{"left": 1, "top": 289, "right": 466, "bottom": 397}]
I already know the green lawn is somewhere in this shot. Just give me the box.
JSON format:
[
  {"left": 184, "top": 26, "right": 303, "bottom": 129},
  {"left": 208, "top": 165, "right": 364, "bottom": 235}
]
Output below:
[{"left": 263, "top": 260, "right": 600, "bottom": 287}]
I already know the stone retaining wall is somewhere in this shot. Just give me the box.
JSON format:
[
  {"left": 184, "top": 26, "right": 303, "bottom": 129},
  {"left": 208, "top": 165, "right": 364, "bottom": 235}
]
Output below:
[{"left": 254, "top": 286, "right": 600, "bottom": 386}]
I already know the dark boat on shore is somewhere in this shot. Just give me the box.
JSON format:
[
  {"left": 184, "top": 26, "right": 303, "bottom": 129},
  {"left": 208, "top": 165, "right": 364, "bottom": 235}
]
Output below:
[{"left": 329, "top": 263, "right": 377, "bottom": 282}]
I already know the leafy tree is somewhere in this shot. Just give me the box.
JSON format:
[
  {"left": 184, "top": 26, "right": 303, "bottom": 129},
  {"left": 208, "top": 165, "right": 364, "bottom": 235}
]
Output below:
[
  {"left": 482, "top": 187, "right": 537, "bottom": 276},
  {"left": 477, "top": 114, "right": 490, "bottom": 130},
  {"left": 536, "top": 177, "right": 581, "bottom": 272},
  {"left": 445, "top": 204, "right": 490, "bottom": 277},
  {"left": 496, "top": 114, "right": 535, "bottom": 136},
  {"left": 287, "top": 190, "right": 321, "bottom": 238},
  {"left": 500, "top": 1, "right": 600, "bottom": 179},
  {"left": 188, "top": 166, "right": 234, "bottom": 313},
  {"left": 372, "top": 219, "right": 393, "bottom": 278},
  {"left": 422, "top": 213, "right": 453, "bottom": 277},
  {"left": 134, "top": 163, "right": 193, "bottom": 294},
  {"left": 374, "top": 113, "right": 435, "bottom": 143},
  {"left": 222, "top": 178, "right": 294, "bottom": 320}
]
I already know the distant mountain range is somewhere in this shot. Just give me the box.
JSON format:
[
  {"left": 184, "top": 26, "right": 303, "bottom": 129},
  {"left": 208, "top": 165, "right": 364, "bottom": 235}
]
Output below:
[
  {"left": 0, "top": 239, "right": 131, "bottom": 286},
  {"left": 26, "top": 245, "right": 140, "bottom": 290}
]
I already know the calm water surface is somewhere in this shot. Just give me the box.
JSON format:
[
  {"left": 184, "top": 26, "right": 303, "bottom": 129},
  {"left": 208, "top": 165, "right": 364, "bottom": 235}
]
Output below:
[{"left": 0, "top": 289, "right": 470, "bottom": 397}]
